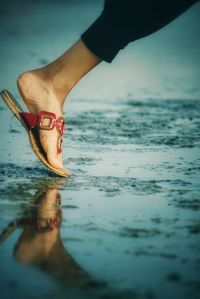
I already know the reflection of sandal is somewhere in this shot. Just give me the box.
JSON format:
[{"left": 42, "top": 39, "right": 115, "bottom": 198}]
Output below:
[
  {"left": 0, "top": 89, "right": 70, "bottom": 177},
  {"left": 37, "top": 216, "right": 61, "bottom": 233}
]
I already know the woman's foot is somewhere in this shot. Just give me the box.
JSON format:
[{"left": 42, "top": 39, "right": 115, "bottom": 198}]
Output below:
[
  {"left": 17, "top": 40, "right": 101, "bottom": 170},
  {"left": 17, "top": 71, "right": 65, "bottom": 169}
]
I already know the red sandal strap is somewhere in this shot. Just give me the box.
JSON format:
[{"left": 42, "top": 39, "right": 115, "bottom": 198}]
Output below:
[
  {"left": 20, "top": 111, "right": 66, "bottom": 154},
  {"left": 20, "top": 111, "right": 66, "bottom": 134},
  {"left": 20, "top": 112, "right": 38, "bottom": 129}
]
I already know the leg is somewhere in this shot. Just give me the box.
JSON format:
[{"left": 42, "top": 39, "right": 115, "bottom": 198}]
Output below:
[
  {"left": 17, "top": 39, "right": 101, "bottom": 169},
  {"left": 81, "top": 0, "right": 198, "bottom": 62}
]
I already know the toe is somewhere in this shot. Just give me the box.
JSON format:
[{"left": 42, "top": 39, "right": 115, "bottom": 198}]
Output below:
[
  {"left": 40, "top": 131, "right": 64, "bottom": 170},
  {"left": 47, "top": 151, "right": 63, "bottom": 169},
  {"left": 57, "top": 153, "right": 64, "bottom": 166}
]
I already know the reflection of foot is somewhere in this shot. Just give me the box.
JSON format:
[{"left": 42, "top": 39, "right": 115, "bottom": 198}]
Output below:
[
  {"left": 14, "top": 187, "right": 62, "bottom": 263},
  {"left": 13, "top": 181, "right": 100, "bottom": 289},
  {"left": 37, "top": 189, "right": 61, "bottom": 233},
  {"left": 17, "top": 71, "right": 64, "bottom": 169}
]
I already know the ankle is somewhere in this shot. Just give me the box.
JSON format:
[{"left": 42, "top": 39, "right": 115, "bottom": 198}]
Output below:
[
  {"left": 51, "top": 73, "right": 74, "bottom": 101},
  {"left": 36, "top": 66, "right": 73, "bottom": 102}
]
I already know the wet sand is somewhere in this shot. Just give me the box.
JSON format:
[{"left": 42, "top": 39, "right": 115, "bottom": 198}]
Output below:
[{"left": 0, "top": 1, "right": 200, "bottom": 299}]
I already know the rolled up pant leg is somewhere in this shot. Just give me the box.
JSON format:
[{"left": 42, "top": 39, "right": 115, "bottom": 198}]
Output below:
[{"left": 81, "top": 0, "right": 198, "bottom": 62}]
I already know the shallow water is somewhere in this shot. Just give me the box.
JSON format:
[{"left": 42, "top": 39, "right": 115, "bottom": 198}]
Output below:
[
  {"left": 0, "top": 1, "right": 200, "bottom": 299},
  {"left": 1, "top": 97, "right": 200, "bottom": 299}
]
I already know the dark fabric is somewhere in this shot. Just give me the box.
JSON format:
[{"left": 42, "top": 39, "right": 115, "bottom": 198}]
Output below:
[{"left": 81, "top": 0, "right": 198, "bottom": 62}]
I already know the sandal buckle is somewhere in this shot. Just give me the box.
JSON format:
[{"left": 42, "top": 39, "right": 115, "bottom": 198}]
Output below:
[{"left": 38, "top": 111, "right": 56, "bottom": 130}]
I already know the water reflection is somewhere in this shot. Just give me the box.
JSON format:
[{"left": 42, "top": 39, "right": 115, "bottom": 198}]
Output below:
[{"left": 7, "top": 179, "right": 102, "bottom": 291}]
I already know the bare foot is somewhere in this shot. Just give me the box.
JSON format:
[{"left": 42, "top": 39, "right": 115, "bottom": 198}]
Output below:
[{"left": 17, "top": 71, "right": 65, "bottom": 169}]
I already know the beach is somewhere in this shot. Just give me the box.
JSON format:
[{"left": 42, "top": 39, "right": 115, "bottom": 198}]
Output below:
[{"left": 0, "top": 1, "right": 200, "bottom": 299}]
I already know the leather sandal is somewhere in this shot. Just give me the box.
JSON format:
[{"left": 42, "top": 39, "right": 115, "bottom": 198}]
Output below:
[{"left": 0, "top": 89, "right": 71, "bottom": 177}]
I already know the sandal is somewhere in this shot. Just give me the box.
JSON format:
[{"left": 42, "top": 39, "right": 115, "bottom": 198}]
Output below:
[{"left": 0, "top": 89, "right": 71, "bottom": 177}]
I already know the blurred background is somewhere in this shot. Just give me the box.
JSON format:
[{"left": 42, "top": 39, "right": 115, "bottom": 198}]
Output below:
[{"left": 0, "top": 0, "right": 200, "bottom": 102}]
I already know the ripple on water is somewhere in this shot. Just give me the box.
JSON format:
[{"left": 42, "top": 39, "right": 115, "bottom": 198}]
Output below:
[
  {"left": 0, "top": 162, "right": 60, "bottom": 178},
  {"left": 62, "top": 174, "right": 163, "bottom": 196},
  {"left": 68, "top": 98, "right": 200, "bottom": 148}
]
